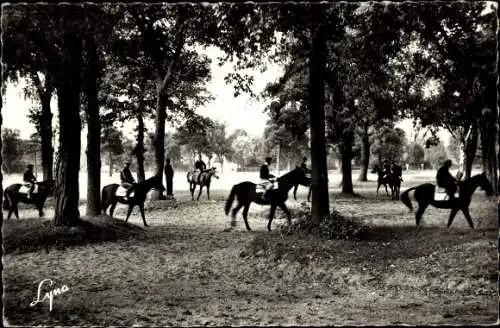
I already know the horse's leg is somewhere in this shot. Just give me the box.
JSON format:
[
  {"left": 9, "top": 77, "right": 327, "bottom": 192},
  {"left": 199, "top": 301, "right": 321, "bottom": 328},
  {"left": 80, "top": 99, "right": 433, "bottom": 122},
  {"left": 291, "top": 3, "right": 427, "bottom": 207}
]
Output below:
[
  {"left": 446, "top": 207, "right": 460, "bottom": 228},
  {"left": 293, "top": 184, "right": 298, "bottom": 201},
  {"left": 124, "top": 205, "right": 134, "bottom": 224},
  {"left": 385, "top": 184, "right": 389, "bottom": 197},
  {"left": 415, "top": 203, "right": 429, "bottom": 226},
  {"left": 110, "top": 202, "right": 117, "bottom": 217},
  {"left": 242, "top": 204, "right": 252, "bottom": 231},
  {"left": 460, "top": 207, "right": 474, "bottom": 229},
  {"left": 197, "top": 185, "right": 203, "bottom": 201},
  {"left": 206, "top": 184, "right": 210, "bottom": 200},
  {"left": 191, "top": 184, "right": 195, "bottom": 201},
  {"left": 376, "top": 183, "right": 380, "bottom": 196},
  {"left": 307, "top": 187, "right": 312, "bottom": 202},
  {"left": 267, "top": 204, "right": 277, "bottom": 232},
  {"left": 37, "top": 201, "right": 44, "bottom": 217},
  {"left": 139, "top": 203, "right": 148, "bottom": 227},
  {"left": 231, "top": 202, "right": 244, "bottom": 228},
  {"left": 278, "top": 202, "right": 292, "bottom": 226}
]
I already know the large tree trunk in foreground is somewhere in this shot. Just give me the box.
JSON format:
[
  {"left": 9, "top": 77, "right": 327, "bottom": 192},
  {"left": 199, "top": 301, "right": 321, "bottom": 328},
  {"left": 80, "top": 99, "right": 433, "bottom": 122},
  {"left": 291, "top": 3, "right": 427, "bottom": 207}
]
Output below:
[
  {"left": 85, "top": 38, "right": 101, "bottom": 216},
  {"left": 1, "top": 91, "right": 4, "bottom": 222},
  {"left": 308, "top": 27, "right": 330, "bottom": 222},
  {"left": 340, "top": 136, "right": 354, "bottom": 194},
  {"left": 357, "top": 122, "right": 370, "bottom": 182},
  {"left": 479, "top": 107, "right": 498, "bottom": 194},
  {"left": 53, "top": 34, "right": 83, "bottom": 226}
]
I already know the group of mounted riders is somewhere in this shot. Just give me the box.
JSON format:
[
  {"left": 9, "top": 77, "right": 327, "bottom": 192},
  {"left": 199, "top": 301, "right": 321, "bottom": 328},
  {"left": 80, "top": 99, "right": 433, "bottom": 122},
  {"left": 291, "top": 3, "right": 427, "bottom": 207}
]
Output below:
[{"left": 19, "top": 155, "right": 458, "bottom": 203}]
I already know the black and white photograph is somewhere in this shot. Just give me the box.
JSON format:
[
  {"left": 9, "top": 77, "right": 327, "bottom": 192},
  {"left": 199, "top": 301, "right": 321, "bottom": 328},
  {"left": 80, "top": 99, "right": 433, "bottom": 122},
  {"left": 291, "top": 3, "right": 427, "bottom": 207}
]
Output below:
[{"left": 1, "top": 1, "right": 498, "bottom": 325}]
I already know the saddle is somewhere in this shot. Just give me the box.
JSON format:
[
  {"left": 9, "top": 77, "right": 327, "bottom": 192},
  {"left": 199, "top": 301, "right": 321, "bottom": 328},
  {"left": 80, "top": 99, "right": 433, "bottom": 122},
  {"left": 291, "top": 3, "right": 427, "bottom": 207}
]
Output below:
[
  {"left": 116, "top": 185, "right": 135, "bottom": 197},
  {"left": 19, "top": 184, "right": 39, "bottom": 194},
  {"left": 256, "top": 180, "right": 276, "bottom": 193},
  {"left": 435, "top": 187, "right": 458, "bottom": 201}
]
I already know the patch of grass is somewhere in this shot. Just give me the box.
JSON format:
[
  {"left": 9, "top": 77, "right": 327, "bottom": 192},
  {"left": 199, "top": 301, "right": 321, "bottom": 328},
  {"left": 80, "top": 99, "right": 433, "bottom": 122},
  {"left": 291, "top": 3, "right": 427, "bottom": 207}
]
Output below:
[{"left": 2, "top": 215, "right": 145, "bottom": 254}]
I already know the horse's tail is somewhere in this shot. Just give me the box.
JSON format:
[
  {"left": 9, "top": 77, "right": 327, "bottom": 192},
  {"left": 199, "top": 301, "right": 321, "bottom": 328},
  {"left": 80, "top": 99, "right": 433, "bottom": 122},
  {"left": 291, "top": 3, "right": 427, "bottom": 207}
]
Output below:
[
  {"left": 401, "top": 186, "right": 418, "bottom": 212},
  {"left": 224, "top": 185, "right": 237, "bottom": 215},
  {"left": 101, "top": 187, "right": 108, "bottom": 213},
  {"left": 3, "top": 192, "right": 11, "bottom": 210}
]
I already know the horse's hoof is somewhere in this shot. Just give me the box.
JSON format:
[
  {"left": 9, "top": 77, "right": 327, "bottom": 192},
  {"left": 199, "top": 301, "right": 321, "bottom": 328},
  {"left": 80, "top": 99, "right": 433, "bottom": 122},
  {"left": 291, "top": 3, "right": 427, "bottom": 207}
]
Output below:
[{"left": 144, "top": 224, "right": 149, "bottom": 227}]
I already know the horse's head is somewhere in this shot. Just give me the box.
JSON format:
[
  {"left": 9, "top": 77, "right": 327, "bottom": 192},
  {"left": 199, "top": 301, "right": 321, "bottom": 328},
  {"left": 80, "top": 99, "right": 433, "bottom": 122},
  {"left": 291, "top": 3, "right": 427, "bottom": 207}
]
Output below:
[
  {"left": 371, "top": 165, "right": 382, "bottom": 174},
  {"left": 209, "top": 167, "right": 219, "bottom": 179},
  {"left": 478, "top": 172, "right": 494, "bottom": 197}
]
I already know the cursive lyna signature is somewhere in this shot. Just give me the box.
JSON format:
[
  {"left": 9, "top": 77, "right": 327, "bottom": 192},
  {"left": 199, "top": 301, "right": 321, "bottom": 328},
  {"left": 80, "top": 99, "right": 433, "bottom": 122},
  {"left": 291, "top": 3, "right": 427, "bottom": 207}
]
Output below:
[{"left": 30, "top": 279, "right": 69, "bottom": 311}]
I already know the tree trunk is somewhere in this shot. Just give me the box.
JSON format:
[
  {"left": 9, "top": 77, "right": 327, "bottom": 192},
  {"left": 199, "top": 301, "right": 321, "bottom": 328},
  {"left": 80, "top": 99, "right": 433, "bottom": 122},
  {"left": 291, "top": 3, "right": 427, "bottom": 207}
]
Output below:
[
  {"left": 84, "top": 37, "right": 101, "bottom": 216},
  {"left": 1, "top": 89, "right": 3, "bottom": 222},
  {"left": 153, "top": 84, "right": 167, "bottom": 200},
  {"left": 30, "top": 72, "right": 54, "bottom": 181},
  {"left": 357, "top": 122, "right": 370, "bottom": 182},
  {"left": 109, "top": 151, "right": 113, "bottom": 177},
  {"left": 462, "top": 124, "right": 478, "bottom": 180},
  {"left": 308, "top": 27, "right": 330, "bottom": 222},
  {"left": 479, "top": 107, "right": 498, "bottom": 194},
  {"left": 135, "top": 113, "right": 146, "bottom": 182},
  {"left": 340, "top": 137, "right": 354, "bottom": 194},
  {"left": 53, "top": 34, "right": 83, "bottom": 226},
  {"left": 40, "top": 93, "right": 54, "bottom": 181}
]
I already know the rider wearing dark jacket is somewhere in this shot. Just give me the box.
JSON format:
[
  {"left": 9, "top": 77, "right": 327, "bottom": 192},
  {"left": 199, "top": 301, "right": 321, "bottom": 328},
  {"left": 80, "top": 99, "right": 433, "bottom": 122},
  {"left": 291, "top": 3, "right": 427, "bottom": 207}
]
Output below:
[
  {"left": 194, "top": 156, "right": 207, "bottom": 183},
  {"left": 260, "top": 157, "right": 275, "bottom": 201},
  {"left": 23, "top": 164, "right": 37, "bottom": 199},
  {"left": 120, "top": 162, "right": 136, "bottom": 200},
  {"left": 436, "top": 159, "right": 457, "bottom": 199}
]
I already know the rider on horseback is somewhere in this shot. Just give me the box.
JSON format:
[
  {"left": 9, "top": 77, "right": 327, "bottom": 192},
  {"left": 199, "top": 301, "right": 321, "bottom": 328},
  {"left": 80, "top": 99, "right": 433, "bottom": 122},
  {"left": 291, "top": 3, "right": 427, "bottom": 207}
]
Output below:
[
  {"left": 382, "top": 160, "right": 391, "bottom": 180},
  {"left": 120, "top": 162, "right": 136, "bottom": 200},
  {"left": 23, "top": 164, "right": 37, "bottom": 199},
  {"left": 436, "top": 159, "right": 457, "bottom": 199},
  {"left": 194, "top": 155, "right": 207, "bottom": 184},
  {"left": 391, "top": 160, "right": 403, "bottom": 182},
  {"left": 260, "top": 156, "right": 276, "bottom": 202}
]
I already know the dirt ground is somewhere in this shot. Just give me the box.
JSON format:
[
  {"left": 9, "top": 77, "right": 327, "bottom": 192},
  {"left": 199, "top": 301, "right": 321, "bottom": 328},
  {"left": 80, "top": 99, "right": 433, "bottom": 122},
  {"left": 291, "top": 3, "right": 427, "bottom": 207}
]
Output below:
[{"left": 2, "top": 171, "right": 498, "bottom": 326}]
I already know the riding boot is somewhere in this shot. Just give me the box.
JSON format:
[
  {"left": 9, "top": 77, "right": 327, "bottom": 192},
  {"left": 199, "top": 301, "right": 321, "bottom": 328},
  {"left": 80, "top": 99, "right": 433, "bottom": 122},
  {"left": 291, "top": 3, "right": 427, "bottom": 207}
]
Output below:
[
  {"left": 27, "top": 192, "right": 31, "bottom": 199},
  {"left": 262, "top": 191, "right": 268, "bottom": 202}
]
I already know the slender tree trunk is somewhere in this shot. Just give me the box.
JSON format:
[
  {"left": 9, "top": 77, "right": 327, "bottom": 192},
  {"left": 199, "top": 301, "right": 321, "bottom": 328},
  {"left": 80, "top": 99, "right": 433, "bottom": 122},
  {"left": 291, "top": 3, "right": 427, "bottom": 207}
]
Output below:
[
  {"left": 135, "top": 113, "right": 146, "bottom": 182},
  {"left": 84, "top": 38, "right": 101, "bottom": 216},
  {"left": 153, "top": 84, "right": 167, "bottom": 200},
  {"left": 357, "top": 122, "right": 370, "bottom": 182},
  {"left": 462, "top": 124, "right": 478, "bottom": 180},
  {"left": 30, "top": 72, "right": 54, "bottom": 181},
  {"left": 109, "top": 151, "right": 113, "bottom": 177},
  {"left": 308, "top": 27, "right": 330, "bottom": 222},
  {"left": 53, "top": 34, "right": 83, "bottom": 226},
  {"left": 340, "top": 136, "right": 354, "bottom": 194},
  {"left": 40, "top": 93, "right": 54, "bottom": 181}
]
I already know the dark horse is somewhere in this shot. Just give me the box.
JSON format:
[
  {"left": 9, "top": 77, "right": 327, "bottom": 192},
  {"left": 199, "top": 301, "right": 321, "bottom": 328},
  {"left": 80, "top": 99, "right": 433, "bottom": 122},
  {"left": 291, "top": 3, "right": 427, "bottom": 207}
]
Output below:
[
  {"left": 101, "top": 174, "right": 163, "bottom": 227},
  {"left": 224, "top": 167, "right": 308, "bottom": 232},
  {"left": 186, "top": 167, "right": 219, "bottom": 201},
  {"left": 371, "top": 164, "right": 401, "bottom": 200},
  {"left": 401, "top": 172, "right": 493, "bottom": 228},
  {"left": 293, "top": 172, "right": 312, "bottom": 202},
  {"left": 3, "top": 180, "right": 55, "bottom": 219}
]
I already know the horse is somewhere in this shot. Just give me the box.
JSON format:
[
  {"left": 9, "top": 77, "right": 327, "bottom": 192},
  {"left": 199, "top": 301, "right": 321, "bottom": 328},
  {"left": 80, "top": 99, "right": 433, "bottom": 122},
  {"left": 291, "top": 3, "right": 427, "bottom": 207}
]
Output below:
[
  {"left": 224, "top": 166, "right": 308, "bottom": 232},
  {"left": 292, "top": 172, "right": 312, "bottom": 202},
  {"left": 400, "top": 172, "right": 493, "bottom": 229},
  {"left": 391, "top": 164, "right": 403, "bottom": 200},
  {"left": 372, "top": 164, "right": 401, "bottom": 200},
  {"left": 186, "top": 167, "right": 219, "bottom": 201},
  {"left": 371, "top": 164, "right": 393, "bottom": 197},
  {"left": 3, "top": 180, "right": 55, "bottom": 219},
  {"left": 101, "top": 174, "right": 163, "bottom": 227}
]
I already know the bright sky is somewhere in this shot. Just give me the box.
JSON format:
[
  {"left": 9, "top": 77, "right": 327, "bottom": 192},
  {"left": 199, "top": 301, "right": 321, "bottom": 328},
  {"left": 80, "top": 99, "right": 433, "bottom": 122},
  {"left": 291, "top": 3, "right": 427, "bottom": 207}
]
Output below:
[{"left": 2, "top": 46, "right": 281, "bottom": 141}]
